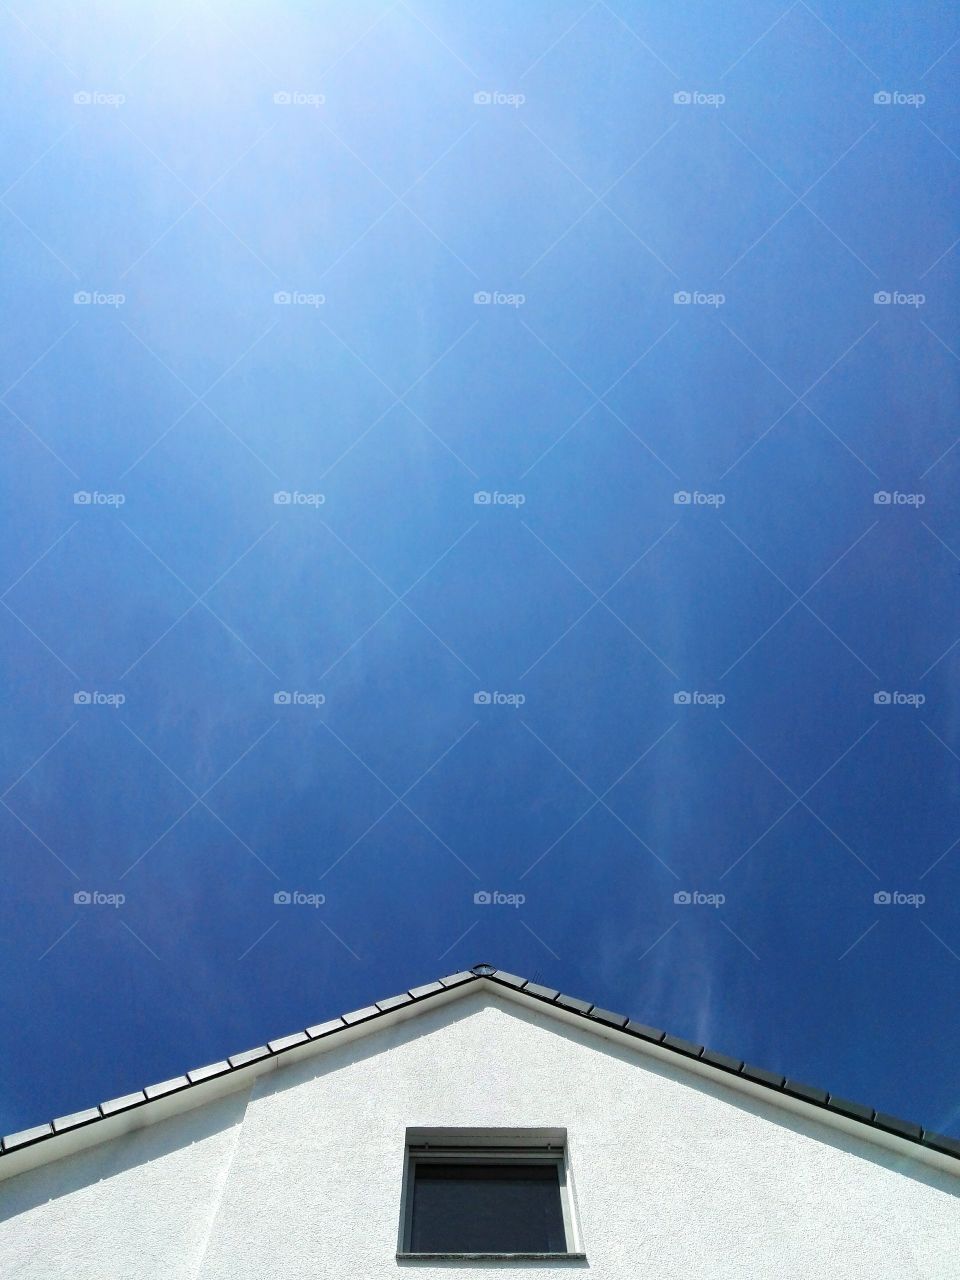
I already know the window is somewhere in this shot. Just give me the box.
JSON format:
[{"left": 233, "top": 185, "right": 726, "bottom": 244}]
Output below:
[{"left": 398, "top": 1128, "right": 584, "bottom": 1259}]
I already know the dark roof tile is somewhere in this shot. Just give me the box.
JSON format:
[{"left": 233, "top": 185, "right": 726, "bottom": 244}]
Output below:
[
  {"left": 306, "top": 1018, "right": 344, "bottom": 1039},
  {"left": 784, "top": 1080, "right": 828, "bottom": 1106},
  {"left": 267, "top": 1032, "right": 309, "bottom": 1053},
  {"left": 699, "top": 1048, "right": 741, "bottom": 1071},
  {"left": 522, "top": 982, "right": 559, "bottom": 1001},
  {"left": 439, "top": 971, "right": 475, "bottom": 988},
  {"left": 827, "top": 1095, "right": 874, "bottom": 1123},
  {"left": 555, "top": 993, "right": 593, "bottom": 1014},
  {"left": 874, "top": 1111, "right": 923, "bottom": 1142},
  {"left": 3, "top": 1123, "right": 53, "bottom": 1151},
  {"left": 741, "top": 1064, "right": 785, "bottom": 1088},
  {"left": 341, "top": 1005, "right": 379, "bottom": 1026},
  {"left": 923, "top": 1131, "right": 960, "bottom": 1158},
  {"left": 228, "top": 1046, "right": 271, "bottom": 1069},
  {"left": 408, "top": 981, "right": 444, "bottom": 999},
  {"left": 100, "top": 1091, "right": 146, "bottom": 1117},
  {"left": 375, "top": 993, "right": 413, "bottom": 1013},
  {"left": 661, "top": 1034, "right": 702, "bottom": 1058},
  {"left": 52, "top": 1108, "right": 100, "bottom": 1134},
  {"left": 186, "top": 1062, "right": 231, "bottom": 1085},
  {"left": 625, "top": 1021, "right": 665, "bottom": 1043},
  {"left": 144, "top": 1077, "right": 190, "bottom": 1100},
  {"left": 589, "top": 1007, "right": 630, "bottom": 1029},
  {"left": 491, "top": 971, "right": 527, "bottom": 990}
]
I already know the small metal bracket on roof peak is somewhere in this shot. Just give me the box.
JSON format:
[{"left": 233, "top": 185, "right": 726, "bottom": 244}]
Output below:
[{"left": 471, "top": 962, "right": 497, "bottom": 976}]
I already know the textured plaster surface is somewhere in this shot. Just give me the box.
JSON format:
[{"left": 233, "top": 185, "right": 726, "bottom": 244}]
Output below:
[
  {"left": 0, "top": 1090, "right": 249, "bottom": 1280},
  {"left": 1, "top": 993, "right": 956, "bottom": 1278}
]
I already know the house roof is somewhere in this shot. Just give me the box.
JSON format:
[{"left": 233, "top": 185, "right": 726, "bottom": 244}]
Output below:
[{"left": 2, "top": 963, "right": 958, "bottom": 1171}]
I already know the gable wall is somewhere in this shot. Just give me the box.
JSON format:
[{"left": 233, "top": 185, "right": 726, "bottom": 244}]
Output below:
[{"left": 1, "top": 991, "right": 956, "bottom": 1278}]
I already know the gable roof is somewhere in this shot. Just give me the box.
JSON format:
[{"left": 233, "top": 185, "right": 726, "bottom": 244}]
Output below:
[{"left": 2, "top": 963, "right": 958, "bottom": 1177}]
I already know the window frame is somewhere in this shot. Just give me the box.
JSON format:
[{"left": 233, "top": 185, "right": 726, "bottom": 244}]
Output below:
[{"left": 397, "top": 1127, "right": 585, "bottom": 1261}]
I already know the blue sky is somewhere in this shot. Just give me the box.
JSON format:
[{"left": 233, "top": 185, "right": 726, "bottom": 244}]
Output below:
[{"left": 1, "top": 0, "right": 959, "bottom": 1143}]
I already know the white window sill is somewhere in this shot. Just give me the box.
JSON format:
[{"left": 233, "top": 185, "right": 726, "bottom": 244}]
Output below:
[{"left": 398, "top": 1253, "right": 587, "bottom": 1261}]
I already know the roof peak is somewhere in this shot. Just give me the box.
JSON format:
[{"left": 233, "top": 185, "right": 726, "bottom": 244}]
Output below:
[{"left": 2, "top": 964, "right": 957, "bottom": 1174}]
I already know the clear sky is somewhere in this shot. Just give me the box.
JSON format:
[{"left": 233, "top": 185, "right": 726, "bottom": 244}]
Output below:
[{"left": 1, "top": 1, "right": 959, "bottom": 1141}]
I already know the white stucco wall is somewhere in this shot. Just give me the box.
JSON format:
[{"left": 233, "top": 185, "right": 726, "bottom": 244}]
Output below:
[
  {"left": 1, "top": 989, "right": 957, "bottom": 1279},
  {"left": 0, "top": 1090, "right": 249, "bottom": 1280}
]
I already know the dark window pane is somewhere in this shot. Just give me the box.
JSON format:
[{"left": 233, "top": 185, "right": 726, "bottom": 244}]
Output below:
[{"left": 410, "top": 1161, "right": 566, "bottom": 1254}]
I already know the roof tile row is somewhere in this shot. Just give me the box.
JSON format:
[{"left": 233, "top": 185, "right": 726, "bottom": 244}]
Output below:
[
  {"left": 502, "top": 970, "right": 960, "bottom": 1162},
  {"left": 2, "top": 966, "right": 957, "bottom": 1166}
]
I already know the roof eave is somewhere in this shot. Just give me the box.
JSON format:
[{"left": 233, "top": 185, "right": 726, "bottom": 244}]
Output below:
[{"left": 2, "top": 966, "right": 957, "bottom": 1182}]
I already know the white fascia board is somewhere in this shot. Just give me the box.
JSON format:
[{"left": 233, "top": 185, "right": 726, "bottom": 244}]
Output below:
[{"left": 487, "top": 983, "right": 960, "bottom": 1180}]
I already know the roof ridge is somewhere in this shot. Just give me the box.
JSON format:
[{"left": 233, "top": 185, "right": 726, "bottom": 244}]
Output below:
[{"left": 2, "top": 964, "right": 957, "bottom": 1168}]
